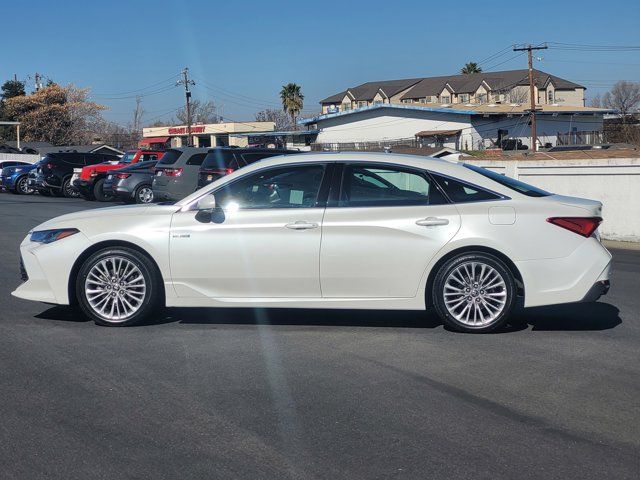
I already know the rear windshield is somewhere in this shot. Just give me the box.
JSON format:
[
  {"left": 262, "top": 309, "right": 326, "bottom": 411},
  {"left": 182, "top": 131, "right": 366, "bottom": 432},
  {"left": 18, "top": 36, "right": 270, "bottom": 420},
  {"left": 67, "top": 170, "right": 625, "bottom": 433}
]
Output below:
[
  {"left": 119, "top": 160, "right": 157, "bottom": 172},
  {"left": 202, "top": 150, "right": 237, "bottom": 169},
  {"left": 121, "top": 152, "right": 136, "bottom": 163},
  {"left": 156, "top": 149, "right": 182, "bottom": 165},
  {"left": 464, "top": 164, "right": 551, "bottom": 197}
]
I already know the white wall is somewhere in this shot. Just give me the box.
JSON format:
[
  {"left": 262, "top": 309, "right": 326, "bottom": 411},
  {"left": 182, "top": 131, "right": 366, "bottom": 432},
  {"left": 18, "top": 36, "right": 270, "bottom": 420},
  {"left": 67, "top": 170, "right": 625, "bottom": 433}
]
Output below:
[
  {"left": 0, "top": 153, "right": 40, "bottom": 163},
  {"left": 464, "top": 157, "right": 640, "bottom": 242},
  {"left": 315, "top": 109, "right": 472, "bottom": 145}
]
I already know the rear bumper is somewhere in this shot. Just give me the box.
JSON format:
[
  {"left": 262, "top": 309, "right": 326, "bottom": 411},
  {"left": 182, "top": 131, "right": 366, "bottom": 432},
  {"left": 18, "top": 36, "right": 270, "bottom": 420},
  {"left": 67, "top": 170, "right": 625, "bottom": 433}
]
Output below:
[
  {"left": 581, "top": 280, "right": 610, "bottom": 302},
  {"left": 516, "top": 238, "right": 612, "bottom": 308}
]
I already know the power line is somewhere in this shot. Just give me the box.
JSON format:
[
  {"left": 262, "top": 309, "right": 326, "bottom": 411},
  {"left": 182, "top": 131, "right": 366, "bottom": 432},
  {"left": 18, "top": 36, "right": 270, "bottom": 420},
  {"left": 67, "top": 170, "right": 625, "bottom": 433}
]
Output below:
[{"left": 91, "top": 74, "right": 181, "bottom": 97}]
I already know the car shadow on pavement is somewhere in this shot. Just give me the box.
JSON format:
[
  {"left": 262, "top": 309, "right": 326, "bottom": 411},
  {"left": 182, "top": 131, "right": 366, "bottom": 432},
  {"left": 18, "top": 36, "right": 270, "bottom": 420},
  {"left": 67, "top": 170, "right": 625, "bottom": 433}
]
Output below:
[
  {"left": 510, "top": 302, "right": 621, "bottom": 331},
  {"left": 34, "top": 301, "right": 621, "bottom": 332}
]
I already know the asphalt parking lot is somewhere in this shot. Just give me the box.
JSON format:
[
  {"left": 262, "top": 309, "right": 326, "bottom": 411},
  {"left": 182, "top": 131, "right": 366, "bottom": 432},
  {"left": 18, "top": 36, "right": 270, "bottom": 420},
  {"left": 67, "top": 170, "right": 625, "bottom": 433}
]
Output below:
[{"left": 0, "top": 194, "right": 638, "bottom": 480}]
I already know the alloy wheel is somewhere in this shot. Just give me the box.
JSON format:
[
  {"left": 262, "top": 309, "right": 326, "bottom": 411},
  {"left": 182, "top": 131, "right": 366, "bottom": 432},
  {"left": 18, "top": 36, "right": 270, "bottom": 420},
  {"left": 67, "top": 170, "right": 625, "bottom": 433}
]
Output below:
[
  {"left": 17, "top": 177, "right": 33, "bottom": 194},
  {"left": 84, "top": 256, "right": 147, "bottom": 322},
  {"left": 137, "top": 186, "right": 154, "bottom": 203},
  {"left": 443, "top": 261, "right": 507, "bottom": 327}
]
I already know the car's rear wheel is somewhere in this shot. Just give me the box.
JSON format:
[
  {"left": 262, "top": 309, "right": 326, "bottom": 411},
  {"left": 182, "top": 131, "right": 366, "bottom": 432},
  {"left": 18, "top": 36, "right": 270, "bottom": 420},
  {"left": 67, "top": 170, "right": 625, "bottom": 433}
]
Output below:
[
  {"left": 432, "top": 252, "right": 516, "bottom": 333},
  {"left": 75, "top": 247, "right": 161, "bottom": 326},
  {"left": 134, "top": 184, "right": 154, "bottom": 204},
  {"left": 62, "top": 177, "right": 80, "bottom": 198},
  {"left": 94, "top": 178, "right": 114, "bottom": 202},
  {"left": 14, "top": 176, "right": 34, "bottom": 195}
]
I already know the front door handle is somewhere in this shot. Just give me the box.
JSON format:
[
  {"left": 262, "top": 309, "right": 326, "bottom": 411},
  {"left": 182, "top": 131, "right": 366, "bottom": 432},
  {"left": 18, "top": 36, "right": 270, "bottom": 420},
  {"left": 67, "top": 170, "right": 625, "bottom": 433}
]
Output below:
[
  {"left": 416, "top": 217, "right": 449, "bottom": 227},
  {"left": 285, "top": 221, "right": 319, "bottom": 230}
]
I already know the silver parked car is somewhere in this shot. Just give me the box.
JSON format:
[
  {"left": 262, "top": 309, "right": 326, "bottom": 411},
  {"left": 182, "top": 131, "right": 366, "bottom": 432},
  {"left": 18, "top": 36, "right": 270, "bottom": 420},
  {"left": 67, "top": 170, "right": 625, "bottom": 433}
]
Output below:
[{"left": 152, "top": 147, "right": 209, "bottom": 202}]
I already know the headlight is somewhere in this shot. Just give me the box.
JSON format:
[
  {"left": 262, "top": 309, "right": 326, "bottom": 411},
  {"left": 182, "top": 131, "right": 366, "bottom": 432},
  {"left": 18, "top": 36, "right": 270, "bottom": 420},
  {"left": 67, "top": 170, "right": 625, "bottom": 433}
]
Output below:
[{"left": 30, "top": 228, "right": 79, "bottom": 244}]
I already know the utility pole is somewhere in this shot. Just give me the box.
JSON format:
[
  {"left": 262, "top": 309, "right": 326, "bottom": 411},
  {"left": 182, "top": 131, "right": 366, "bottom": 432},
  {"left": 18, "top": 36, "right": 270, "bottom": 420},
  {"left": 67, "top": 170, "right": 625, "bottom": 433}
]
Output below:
[
  {"left": 176, "top": 67, "right": 196, "bottom": 146},
  {"left": 34, "top": 72, "right": 43, "bottom": 91},
  {"left": 513, "top": 43, "right": 547, "bottom": 151}
]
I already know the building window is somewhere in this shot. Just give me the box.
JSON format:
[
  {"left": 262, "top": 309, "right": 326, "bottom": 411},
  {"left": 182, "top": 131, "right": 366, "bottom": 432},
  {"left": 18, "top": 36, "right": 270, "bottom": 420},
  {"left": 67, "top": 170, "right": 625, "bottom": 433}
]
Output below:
[
  {"left": 343, "top": 103, "right": 351, "bottom": 111},
  {"left": 402, "top": 99, "right": 412, "bottom": 104},
  {"left": 548, "top": 90, "right": 554, "bottom": 103},
  {"left": 357, "top": 101, "right": 368, "bottom": 108},
  {"left": 477, "top": 93, "right": 487, "bottom": 103},
  {"left": 459, "top": 94, "right": 469, "bottom": 103},
  {"left": 418, "top": 98, "right": 427, "bottom": 103},
  {"left": 440, "top": 95, "right": 450, "bottom": 104},
  {"left": 374, "top": 100, "right": 383, "bottom": 105}
]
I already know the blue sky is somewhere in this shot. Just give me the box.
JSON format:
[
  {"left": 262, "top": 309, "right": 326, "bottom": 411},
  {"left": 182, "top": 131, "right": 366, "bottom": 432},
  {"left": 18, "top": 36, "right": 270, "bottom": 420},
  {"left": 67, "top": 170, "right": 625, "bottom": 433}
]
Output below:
[{"left": 3, "top": 0, "right": 639, "bottom": 125}]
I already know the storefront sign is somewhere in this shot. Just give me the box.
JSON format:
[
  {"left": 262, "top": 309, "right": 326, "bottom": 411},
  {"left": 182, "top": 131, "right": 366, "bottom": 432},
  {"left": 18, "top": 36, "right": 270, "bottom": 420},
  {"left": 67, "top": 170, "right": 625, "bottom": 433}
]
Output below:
[{"left": 168, "top": 126, "right": 206, "bottom": 135}]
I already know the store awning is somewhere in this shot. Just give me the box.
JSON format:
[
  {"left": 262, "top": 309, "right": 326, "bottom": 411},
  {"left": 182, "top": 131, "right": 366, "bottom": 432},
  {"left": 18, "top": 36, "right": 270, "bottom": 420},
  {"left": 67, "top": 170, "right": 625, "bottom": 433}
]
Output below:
[
  {"left": 139, "top": 136, "right": 170, "bottom": 146},
  {"left": 415, "top": 129, "right": 461, "bottom": 138}
]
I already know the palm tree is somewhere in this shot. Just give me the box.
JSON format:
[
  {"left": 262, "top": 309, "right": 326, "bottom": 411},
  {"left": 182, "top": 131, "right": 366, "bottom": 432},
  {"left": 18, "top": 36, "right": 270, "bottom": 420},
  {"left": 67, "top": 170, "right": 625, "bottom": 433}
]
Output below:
[
  {"left": 280, "top": 83, "right": 304, "bottom": 130},
  {"left": 461, "top": 62, "right": 482, "bottom": 74}
]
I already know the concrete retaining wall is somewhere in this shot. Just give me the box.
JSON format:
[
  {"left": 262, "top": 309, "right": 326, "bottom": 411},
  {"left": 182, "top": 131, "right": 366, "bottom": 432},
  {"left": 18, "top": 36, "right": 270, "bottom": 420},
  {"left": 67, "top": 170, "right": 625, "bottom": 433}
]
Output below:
[
  {"left": 464, "top": 157, "right": 640, "bottom": 242},
  {"left": 0, "top": 153, "right": 40, "bottom": 163}
]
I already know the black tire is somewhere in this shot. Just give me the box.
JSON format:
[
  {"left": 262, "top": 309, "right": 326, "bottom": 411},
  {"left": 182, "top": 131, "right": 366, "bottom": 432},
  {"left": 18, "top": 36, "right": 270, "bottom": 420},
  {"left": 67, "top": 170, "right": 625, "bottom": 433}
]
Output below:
[
  {"left": 93, "top": 178, "right": 114, "bottom": 202},
  {"left": 62, "top": 177, "right": 80, "bottom": 198},
  {"left": 432, "top": 252, "right": 516, "bottom": 333},
  {"left": 14, "top": 175, "right": 34, "bottom": 195},
  {"left": 134, "top": 184, "right": 154, "bottom": 204},
  {"left": 75, "top": 247, "right": 162, "bottom": 327}
]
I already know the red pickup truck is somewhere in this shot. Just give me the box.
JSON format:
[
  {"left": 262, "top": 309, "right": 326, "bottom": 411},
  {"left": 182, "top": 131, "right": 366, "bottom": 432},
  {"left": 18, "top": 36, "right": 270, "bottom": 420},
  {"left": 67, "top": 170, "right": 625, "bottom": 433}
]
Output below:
[{"left": 73, "top": 149, "right": 164, "bottom": 201}]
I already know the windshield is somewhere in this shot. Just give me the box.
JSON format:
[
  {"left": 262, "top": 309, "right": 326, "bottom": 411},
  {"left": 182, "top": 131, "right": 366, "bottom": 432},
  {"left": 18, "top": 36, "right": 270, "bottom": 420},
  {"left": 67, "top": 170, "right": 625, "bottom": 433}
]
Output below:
[
  {"left": 120, "top": 152, "right": 137, "bottom": 163},
  {"left": 464, "top": 164, "right": 551, "bottom": 197},
  {"left": 156, "top": 149, "right": 182, "bottom": 165}
]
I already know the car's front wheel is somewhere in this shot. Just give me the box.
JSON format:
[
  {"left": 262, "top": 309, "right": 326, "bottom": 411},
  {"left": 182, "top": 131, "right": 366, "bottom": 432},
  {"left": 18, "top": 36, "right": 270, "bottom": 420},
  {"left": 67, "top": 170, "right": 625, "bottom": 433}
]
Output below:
[
  {"left": 14, "top": 176, "right": 34, "bottom": 195},
  {"left": 432, "top": 252, "right": 516, "bottom": 333},
  {"left": 75, "top": 247, "right": 161, "bottom": 326}
]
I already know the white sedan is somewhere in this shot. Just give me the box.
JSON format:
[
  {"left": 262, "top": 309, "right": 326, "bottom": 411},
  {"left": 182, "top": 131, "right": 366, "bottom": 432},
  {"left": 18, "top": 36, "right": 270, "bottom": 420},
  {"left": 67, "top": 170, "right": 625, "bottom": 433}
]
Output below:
[{"left": 13, "top": 153, "right": 612, "bottom": 333}]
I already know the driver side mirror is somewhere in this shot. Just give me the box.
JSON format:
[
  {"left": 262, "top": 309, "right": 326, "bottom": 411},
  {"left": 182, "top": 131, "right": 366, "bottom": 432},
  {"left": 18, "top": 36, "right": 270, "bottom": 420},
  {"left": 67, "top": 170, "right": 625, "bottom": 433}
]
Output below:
[{"left": 195, "top": 194, "right": 225, "bottom": 224}]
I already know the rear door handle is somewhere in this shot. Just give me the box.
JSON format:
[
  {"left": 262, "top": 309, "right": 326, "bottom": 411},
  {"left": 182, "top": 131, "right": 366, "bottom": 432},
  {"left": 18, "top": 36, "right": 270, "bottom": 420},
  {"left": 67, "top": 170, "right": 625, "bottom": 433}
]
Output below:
[
  {"left": 285, "top": 221, "right": 319, "bottom": 230},
  {"left": 416, "top": 217, "right": 449, "bottom": 227}
]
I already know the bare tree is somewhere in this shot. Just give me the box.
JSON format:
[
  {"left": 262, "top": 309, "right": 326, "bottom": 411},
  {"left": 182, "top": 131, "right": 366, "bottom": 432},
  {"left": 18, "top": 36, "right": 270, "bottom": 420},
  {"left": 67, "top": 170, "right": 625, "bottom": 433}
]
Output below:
[
  {"left": 176, "top": 99, "right": 219, "bottom": 125},
  {"left": 255, "top": 108, "right": 293, "bottom": 130},
  {"left": 602, "top": 81, "right": 640, "bottom": 119},
  {"left": 588, "top": 94, "right": 602, "bottom": 108}
]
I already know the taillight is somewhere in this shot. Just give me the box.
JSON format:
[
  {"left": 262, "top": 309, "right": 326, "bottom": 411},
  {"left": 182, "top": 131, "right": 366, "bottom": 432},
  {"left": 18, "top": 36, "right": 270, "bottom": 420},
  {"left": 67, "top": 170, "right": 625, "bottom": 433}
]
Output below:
[
  {"left": 116, "top": 173, "right": 131, "bottom": 180},
  {"left": 547, "top": 217, "right": 602, "bottom": 237},
  {"left": 202, "top": 168, "right": 234, "bottom": 176},
  {"left": 45, "top": 163, "right": 54, "bottom": 170},
  {"left": 163, "top": 168, "right": 183, "bottom": 177},
  {"left": 90, "top": 171, "right": 98, "bottom": 177}
]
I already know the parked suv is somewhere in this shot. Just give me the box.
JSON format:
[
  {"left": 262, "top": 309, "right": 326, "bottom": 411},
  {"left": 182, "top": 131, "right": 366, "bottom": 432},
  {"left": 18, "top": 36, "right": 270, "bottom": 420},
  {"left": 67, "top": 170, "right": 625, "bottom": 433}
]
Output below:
[
  {"left": 30, "top": 152, "right": 120, "bottom": 197},
  {"left": 151, "top": 148, "right": 210, "bottom": 202},
  {"left": 103, "top": 160, "right": 158, "bottom": 204},
  {"left": 73, "top": 149, "right": 164, "bottom": 201},
  {"left": 197, "top": 147, "right": 299, "bottom": 189},
  {"left": 1, "top": 161, "right": 41, "bottom": 194}
]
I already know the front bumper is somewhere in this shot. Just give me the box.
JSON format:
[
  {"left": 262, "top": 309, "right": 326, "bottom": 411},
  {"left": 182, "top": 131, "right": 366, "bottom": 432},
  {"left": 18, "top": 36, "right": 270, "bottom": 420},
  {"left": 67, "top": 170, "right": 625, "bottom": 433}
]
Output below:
[
  {"left": 73, "top": 179, "right": 94, "bottom": 198},
  {"left": 12, "top": 232, "right": 91, "bottom": 305}
]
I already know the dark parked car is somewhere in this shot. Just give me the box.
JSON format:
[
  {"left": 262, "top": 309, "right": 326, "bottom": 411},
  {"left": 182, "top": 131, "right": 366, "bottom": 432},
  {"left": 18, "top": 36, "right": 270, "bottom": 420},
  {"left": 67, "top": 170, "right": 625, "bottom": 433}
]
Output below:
[
  {"left": 103, "top": 160, "right": 158, "bottom": 204},
  {"left": 29, "top": 152, "right": 120, "bottom": 197},
  {"left": 151, "top": 147, "right": 210, "bottom": 202},
  {"left": 197, "top": 147, "right": 300, "bottom": 189},
  {"left": 1, "top": 161, "right": 40, "bottom": 194}
]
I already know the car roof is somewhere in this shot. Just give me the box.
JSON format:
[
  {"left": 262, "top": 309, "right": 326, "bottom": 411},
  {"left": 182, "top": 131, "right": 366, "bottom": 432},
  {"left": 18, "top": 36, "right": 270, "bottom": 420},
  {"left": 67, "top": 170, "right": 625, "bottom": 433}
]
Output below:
[{"left": 177, "top": 152, "right": 520, "bottom": 206}]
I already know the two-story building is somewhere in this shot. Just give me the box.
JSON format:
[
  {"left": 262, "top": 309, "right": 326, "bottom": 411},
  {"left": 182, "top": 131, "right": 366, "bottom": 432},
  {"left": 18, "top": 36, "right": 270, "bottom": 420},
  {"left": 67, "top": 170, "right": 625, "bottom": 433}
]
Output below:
[{"left": 320, "top": 69, "right": 586, "bottom": 114}]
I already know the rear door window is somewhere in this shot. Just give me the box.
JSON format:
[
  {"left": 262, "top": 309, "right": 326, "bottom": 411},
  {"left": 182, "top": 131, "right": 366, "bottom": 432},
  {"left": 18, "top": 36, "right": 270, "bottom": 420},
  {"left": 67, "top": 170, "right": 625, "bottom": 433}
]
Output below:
[{"left": 339, "top": 164, "right": 446, "bottom": 207}]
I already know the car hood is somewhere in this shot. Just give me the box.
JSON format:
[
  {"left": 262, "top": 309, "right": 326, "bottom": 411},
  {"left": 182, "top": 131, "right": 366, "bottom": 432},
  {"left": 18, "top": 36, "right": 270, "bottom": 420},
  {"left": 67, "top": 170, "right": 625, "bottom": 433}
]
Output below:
[
  {"left": 2, "top": 165, "right": 36, "bottom": 175},
  {"left": 31, "top": 203, "right": 180, "bottom": 232}
]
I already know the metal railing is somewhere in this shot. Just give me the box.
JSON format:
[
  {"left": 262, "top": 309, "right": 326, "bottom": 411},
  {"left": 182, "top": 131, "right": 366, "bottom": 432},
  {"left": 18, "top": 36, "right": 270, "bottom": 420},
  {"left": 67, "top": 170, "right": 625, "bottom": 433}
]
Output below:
[{"left": 556, "top": 131, "right": 604, "bottom": 146}]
